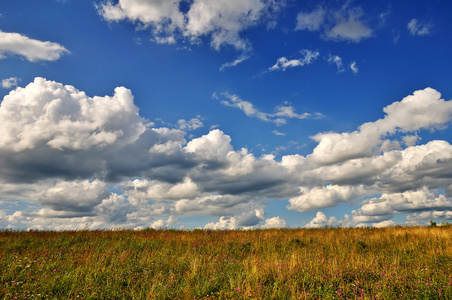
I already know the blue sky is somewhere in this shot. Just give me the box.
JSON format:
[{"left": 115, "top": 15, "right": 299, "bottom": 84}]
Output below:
[{"left": 1, "top": 0, "right": 452, "bottom": 230}]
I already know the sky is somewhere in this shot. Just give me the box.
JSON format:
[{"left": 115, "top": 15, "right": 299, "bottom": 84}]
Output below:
[{"left": 1, "top": 0, "right": 452, "bottom": 230}]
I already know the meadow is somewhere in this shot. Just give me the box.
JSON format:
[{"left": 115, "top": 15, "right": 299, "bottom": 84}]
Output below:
[{"left": 1, "top": 226, "right": 452, "bottom": 299}]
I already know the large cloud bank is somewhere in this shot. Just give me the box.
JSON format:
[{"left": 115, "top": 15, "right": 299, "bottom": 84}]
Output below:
[{"left": 1, "top": 78, "right": 452, "bottom": 229}]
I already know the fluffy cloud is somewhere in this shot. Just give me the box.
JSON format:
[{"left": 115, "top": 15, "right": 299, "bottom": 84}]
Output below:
[
  {"left": 0, "top": 30, "right": 69, "bottom": 62},
  {"left": 98, "top": 0, "right": 282, "bottom": 50},
  {"left": 1, "top": 77, "right": 19, "bottom": 89},
  {"left": 0, "top": 77, "right": 146, "bottom": 153},
  {"left": 295, "top": 5, "right": 373, "bottom": 42},
  {"left": 177, "top": 117, "right": 203, "bottom": 131},
  {"left": 372, "top": 220, "right": 396, "bottom": 228},
  {"left": 407, "top": 19, "right": 432, "bottom": 36},
  {"left": 288, "top": 185, "right": 369, "bottom": 212},
  {"left": 309, "top": 88, "right": 452, "bottom": 165},
  {"left": 354, "top": 188, "right": 452, "bottom": 220},
  {"left": 262, "top": 216, "right": 286, "bottom": 228},
  {"left": 204, "top": 209, "right": 264, "bottom": 230},
  {"left": 305, "top": 211, "right": 338, "bottom": 228},
  {"left": 39, "top": 180, "right": 109, "bottom": 212},
  {"left": 204, "top": 209, "right": 287, "bottom": 229},
  {"left": 1, "top": 78, "right": 452, "bottom": 230}
]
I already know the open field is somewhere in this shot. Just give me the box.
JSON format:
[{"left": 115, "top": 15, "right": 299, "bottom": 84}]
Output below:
[{"left": 1, "top": 226, "right": 452, "bottom": 299}]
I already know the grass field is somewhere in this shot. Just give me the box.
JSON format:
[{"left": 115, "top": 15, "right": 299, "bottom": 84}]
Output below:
[{"left": 1, "top": 226, "right": 452, "bottom": 299}]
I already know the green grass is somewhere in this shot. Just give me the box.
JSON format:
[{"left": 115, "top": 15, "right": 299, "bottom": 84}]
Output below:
[{"left": 1, "top": 226, "right": 452, "bottom": 299}]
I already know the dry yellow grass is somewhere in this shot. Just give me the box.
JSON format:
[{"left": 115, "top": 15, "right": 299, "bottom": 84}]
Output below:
[{"left": 1, "top": 226, "right": 452, "bottom": 299}]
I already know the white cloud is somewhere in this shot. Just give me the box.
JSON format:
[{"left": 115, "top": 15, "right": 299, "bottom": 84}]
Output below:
[
  {"left": 177, "top": 117, "right": 203, "bottom": 130},
  {"left": 295, "top": 5, "right": 373, "bottom": 42},
  {"left": 184, "top": 129, "right": 233, "bottom": 161},
  {"left": 309, "top": 88, "right": 452, "bottom": 165},
  {"left": 0, "top": 30, "right": 69, "bottom": 62},
  {"left": 406, "top": 210, "right": 452, "bottom": 224},
  {"left": 407, "top": 19, "right": 432, "bottom": 36},
  {"left": 326, "top": 17, "right": 372, "bottom": 42},
  {"left": 216, "top": 92, "right": 314, "bottom": 125},
  {"left": 2, "top": 78, "right": 452, "bottom": 230},
  {"left": 305, "top": 211, "right": 338, "bottom": 228},
  {"left": 98, "top": 0, "right": 283, "bottom": 51},
  {"left": 220, "top": 55, "right": 250, "bottom": 71},
  {"left": 262, "top": 216, "right": 286, "bottom": 228},
  {"left": 1, "top": 77, "right": 19, "bottom": 89},
  {"left": 270, "top": 49, "right": 319, "bottom": 71},
  {"left": 402, "top": 134, "right": 419, "bottom": 147},
  {"left": 273, "top": 105, "right": 311, "bottom": 119},
  {"left": 288, "top": 185, "right": 369, "bottom": 212},
  {"left": 39, "top": 179, "right": 109, "bottom": 212},
  {"left": 295, "top": 7, "right": 325, "bottom": 31},
  {"left": 0, "top": 77, "right": 146, "bottom": 152},
  {"left": 350, "top": 61, "right": 358, "bottom": 74},
  {"left": 273, "top": 130, "right": 285, "bottom": 136},
  {"left": 372, "top": 220, "right": 396, "bottom": 228},
  {"left": 124, "top": 177, "right": 200, "bottom": 202},
  {"left": 204, "top": 210, "right": 288, "bottom": 229},
  {"left": 327, "top": 54, "right": 345, "bottom": 72},
  {"left": 150, "top": 216, "right": 177, "bottom": 229},
  {"left": 204, "top": 209, "right": 265, "bottom": 229},
  {"left": 352, "top": 188, "right": 452, "bottom": 224}
]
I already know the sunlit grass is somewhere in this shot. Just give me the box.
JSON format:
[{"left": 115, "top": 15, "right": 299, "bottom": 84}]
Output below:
[{"left": 1, "top": 226, "right": 452, "bottom": 299}]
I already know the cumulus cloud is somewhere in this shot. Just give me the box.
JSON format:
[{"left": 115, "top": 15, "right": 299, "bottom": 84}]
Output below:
[
  {"left": 262, "top": 216, "right": 286, "bottom": 228},
  {"left": 305, "top": 211, "right": 338, "bottom": 228},
  {"left": 353, "top": 188, "right": 452, "bottom": 222},
  {"left": 295, "top": 4, "right": 373, "bottom": 42},
  {"left": 372, "top": 220, "right": 396, "bottom": 228},
  {"left": 288, "top": 185, "right": 369, "bottom": 212},
  {"left": 177, "top": 117, "right": 203, "bottom": 131},
  {"left": 407, "top": 19, "right": 432, "bottom": 36},
  {"left": 98, "top": 0, "right": 283, "bottom": 51},
  {"left": 406, "top": 210, "right": 452, "bottom": 224},
  {"left": 204, "top": 209, "right": 287, "bottom": 229},
  {"left": 1, "top": 77, "right": 19, "bottom": 89},
  {"left": 39, "top": 180, "right": 109, "bottom": 212},
  {"left": 2, "top": 78, "right": 452, "bottom": 230},
  {"left": 150, "top": 216, "right": 177, "bottom": 229},
  {"left": 309, "top": 88, "right": 452, "bottom": 165},
  {"left": 0, "top": 30, "right": 69, "bottom": 62},
  {"left": 215, "top": 92, "right": 315, "bottom": 125},
  {"left": 269, "top": 50, "right": 319, "bottom": 71},
  {"left": 0, "top": 77, "right": 146, "bottom": 153},
  {"left": 204, "top": 209, "right": 264, "bottom": 229}
]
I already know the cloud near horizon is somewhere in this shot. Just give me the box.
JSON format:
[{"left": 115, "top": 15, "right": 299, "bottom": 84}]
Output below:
[{"left": 1, "top": 78, "right": 452, "bottom": 230}]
